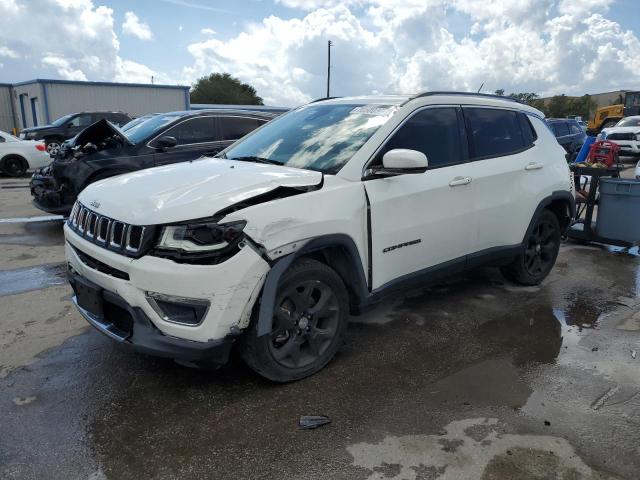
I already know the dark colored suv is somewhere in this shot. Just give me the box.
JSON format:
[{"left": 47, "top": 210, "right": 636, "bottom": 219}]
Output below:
[
  {"left": 20, "top": 112, "right": 132, "bottom": 156},
  {"left": 30, "top": 109, "right": 276, "bottom": 214},
  {"left": 546, "top": 118, "right": 586, "bottom": 161}
]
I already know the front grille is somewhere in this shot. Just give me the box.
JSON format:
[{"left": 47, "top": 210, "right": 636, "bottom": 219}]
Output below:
[
  {"left": 68, "top": 202, "right": 152, "bottom": 258},
  {"left": 607, "top": 132, "right": 635, "bottom": 141}
]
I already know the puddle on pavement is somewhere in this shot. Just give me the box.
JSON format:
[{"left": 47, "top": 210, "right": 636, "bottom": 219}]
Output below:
[
  {"left": 0, "top": 220, "right": 65, "bottom": 246},
  {"left": 0, "top": 263, "right": 67, "bottom": 296}
]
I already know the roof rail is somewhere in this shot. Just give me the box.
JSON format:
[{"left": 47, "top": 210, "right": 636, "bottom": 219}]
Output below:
[
  {"left": 405, "top": 91, "right": 523, "bottom": 105},
  {"left": 309, "top": 96, "right": 342, "bottom": 103}
]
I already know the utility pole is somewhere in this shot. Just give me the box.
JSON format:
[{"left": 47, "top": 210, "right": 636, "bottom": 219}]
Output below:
[{"left": 326, "top": 40, "right": 332, "bottom": 98}]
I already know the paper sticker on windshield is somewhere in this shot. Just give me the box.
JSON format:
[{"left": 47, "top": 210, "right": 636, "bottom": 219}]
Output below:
[{"left": 350, "top": 105, "right": 396, "bottom": 116}]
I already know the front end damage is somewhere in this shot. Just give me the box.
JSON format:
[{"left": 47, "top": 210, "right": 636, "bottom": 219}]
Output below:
[{"left": 30, "top": 120, "right": 131, "bottom": 215}]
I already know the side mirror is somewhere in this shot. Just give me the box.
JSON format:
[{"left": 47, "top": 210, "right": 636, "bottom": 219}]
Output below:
[
  {"left": 155, "top": 136, "right": 178, "bottom": 150},
  {"left": 369, "top": 149, "right": 428, "bottom": 177}
]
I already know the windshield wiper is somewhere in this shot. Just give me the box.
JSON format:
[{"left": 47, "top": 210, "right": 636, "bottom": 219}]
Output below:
[{"left": 227, "top": 155, "right": 282, "bottom": 166}]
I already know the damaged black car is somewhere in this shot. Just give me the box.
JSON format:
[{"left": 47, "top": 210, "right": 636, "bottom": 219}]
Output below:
[{"left": 30, "top": 109, "right": 277, "bottom": 215}]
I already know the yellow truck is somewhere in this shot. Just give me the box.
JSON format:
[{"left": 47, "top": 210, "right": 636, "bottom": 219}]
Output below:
[{"left": 588, "top": 91, "right": 640, "bottom": 133}]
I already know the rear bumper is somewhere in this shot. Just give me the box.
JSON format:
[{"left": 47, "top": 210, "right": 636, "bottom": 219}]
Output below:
[{"left": 69, "top": 272, "right": 236, "bottom": 364}]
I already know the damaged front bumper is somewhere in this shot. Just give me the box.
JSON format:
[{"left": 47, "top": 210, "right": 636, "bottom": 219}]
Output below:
[{"left": 30, "top": 166, "right": 75, "bottom": 215}]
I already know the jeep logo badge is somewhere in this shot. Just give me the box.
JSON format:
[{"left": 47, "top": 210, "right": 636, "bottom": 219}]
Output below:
[{"left": 90, "top": 201, "right": 101, "bottom": 209}]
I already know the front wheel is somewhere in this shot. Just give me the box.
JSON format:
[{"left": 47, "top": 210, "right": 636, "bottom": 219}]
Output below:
[
  {"left": 240, "top": 258, "right": 349, "bottom": 382},
  {"left": 501, "top": 210, "right": 561, "bottom": 286},
  {"left": 1, "top": 155, "right": 27, "bottom": 177}
]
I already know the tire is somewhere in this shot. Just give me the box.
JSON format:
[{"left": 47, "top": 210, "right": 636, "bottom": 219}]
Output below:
[
  {"left": 501, "top": 209, "right": 561, "bottom": 286},
  {"left": 240, "top": 258, "right": 349, "bottom": 382},
  {"left": 1, "top": 155, "right": 28, "bottom": 177},
  {"left": 45, "top": 137, "right": 63, "bottom": 156}
]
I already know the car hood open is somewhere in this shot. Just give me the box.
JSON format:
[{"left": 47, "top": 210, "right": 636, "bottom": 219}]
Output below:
[{"left": 78, "top": 157, "right": 323, "bottom": 225}]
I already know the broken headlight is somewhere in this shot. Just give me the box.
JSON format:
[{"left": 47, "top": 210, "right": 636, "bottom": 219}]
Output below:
[{"left": 154, "top": 221, "right": 246, "bottom": 264}]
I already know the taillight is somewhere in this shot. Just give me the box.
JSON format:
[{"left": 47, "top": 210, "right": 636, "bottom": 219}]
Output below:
[{"left": 35, "top": 144, "right": 46, "bottom": 151}]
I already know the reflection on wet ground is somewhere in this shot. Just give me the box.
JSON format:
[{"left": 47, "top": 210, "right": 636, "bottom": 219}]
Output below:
[
  {"left": 0, "top": 263, "right": 67, "bottom": 296},
  {"left": 1, "top": 242, "right": 640, "bottom": 479}
]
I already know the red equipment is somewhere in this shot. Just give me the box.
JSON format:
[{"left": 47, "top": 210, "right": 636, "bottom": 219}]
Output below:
[{"left": 587, "top": 140, "right": 620, "bottom": 167}]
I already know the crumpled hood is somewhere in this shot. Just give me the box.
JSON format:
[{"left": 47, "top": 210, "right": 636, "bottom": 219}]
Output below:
[{"left": 78, "top": 157, "right": 323, "bottom": 225}]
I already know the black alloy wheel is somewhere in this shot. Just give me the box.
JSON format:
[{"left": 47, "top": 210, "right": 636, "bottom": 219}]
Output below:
[{"left": 269, "top": 279, "right": 340, "bottom": 369}]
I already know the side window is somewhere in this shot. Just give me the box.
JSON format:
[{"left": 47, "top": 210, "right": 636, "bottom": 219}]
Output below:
[
  {"left": 0, "top": 135, "right": 5, "bottom": 143},
  {"left": 518, "top": 113, "right": 537, "bottom": 145},
  {"left": 554, "top": 122, "right": 570, "bottom": 136},
  {"left": 464, "top": 108, "right": 526, "bottom": 159},
  {"left": 569, "top": 123, "right": 582, "bottom": 135},
  {"left": 220, "top": 117, "right": 265, "bottom": 141},
  {"left": 161, "top": 116, "right": 216, "bottom": 145},
  {"left": 377, "top": 107, "right": 463, "bottom": 169},
  {"left": 70, "top": 114, "right": 93, "bottom": 127}
]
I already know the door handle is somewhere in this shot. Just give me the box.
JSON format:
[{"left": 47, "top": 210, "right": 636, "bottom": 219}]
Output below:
[
  {"left": 449, "top": 176, "right": 472, "bottom": 187},
  {"left": 525, "top": 162, "right": 544, "bottom": 171}
]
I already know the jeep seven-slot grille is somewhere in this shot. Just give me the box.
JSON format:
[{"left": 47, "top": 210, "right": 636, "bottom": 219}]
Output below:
[{"left": 67, "top": 202, "right": 150, "bottom": 258}]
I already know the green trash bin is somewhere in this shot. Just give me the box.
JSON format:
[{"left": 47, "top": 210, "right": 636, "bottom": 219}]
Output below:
[{"left": 596, "top": 178, "right": 640, "bottom": 243}]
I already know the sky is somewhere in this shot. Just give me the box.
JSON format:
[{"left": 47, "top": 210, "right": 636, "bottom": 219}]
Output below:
[{"left": 0, "top": 0, "right": 639, "bottom": 106}]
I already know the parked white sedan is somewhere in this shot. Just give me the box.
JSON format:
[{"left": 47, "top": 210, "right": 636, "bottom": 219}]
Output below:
[{"left": 0, "top": 130, "right": 50, "bottom": 177}]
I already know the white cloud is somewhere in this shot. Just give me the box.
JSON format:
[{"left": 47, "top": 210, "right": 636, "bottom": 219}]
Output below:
[
  {"left": 0, "top": 46, "right": 19, "bottom": 58},
  {"left": 200, "top": 28, "right": 216, "bottom": 35},
  {"left": 42, "top": 56, "right": 87, "bottom": 81},
  {"left": 0, "top": 0, "right": 161, "bottom": 83},
  {"left": 183, "top": 1, "right": 640, "bottom": 105},
  {"left": 122, "top": 11, "right": 153, "bottom": 41}
]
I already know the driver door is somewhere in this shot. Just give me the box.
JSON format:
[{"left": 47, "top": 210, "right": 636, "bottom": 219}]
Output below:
[
  {"left": 364, "top": 106, "right": 477, "bottom": 290},
  {"left": 153, "top": 116, "right": 224, "bottom": 166}
]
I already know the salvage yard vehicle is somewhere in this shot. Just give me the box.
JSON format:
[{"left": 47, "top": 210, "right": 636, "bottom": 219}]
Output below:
[
  {"left": 546, "top": 118, "right": 586, "bottom": 161},
  {"left": 64, "top": 92, "right": 574, "bottom": 382},
  {"left": 587, "top": 91, "right": 640, "bottom": 133},
  {"left": 30, "top": 110, "right": 276, "bottom": 214},
  {"left": 0, "top": 130, "right": 50, "bottom": 177},
  {"left": 599, "top": 116, "right": 640, "bottom": 157},
  {"left": 20, "top": 111, "right": 132, "bottom": 156}
]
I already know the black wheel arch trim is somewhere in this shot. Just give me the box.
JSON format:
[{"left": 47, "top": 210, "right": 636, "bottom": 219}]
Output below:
[
  {"left": 522, "top": 191, "right": 575, "bottom": 243},
  {"left": 256, "top": 233, "right": 368, "bottom": 337}
]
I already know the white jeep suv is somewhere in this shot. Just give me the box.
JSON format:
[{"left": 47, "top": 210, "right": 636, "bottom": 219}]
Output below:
[{"left": 64, "top": 92, "right": 574, "bottom": 382}]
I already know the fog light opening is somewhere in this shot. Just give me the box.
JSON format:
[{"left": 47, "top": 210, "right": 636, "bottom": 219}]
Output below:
[{"left": 146, "top": 292, "right": 210, "bottom": 326}]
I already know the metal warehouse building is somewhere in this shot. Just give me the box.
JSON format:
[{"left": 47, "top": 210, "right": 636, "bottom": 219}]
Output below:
[{"left": 0, "top": 79, "right": 190, "bottom": 133}]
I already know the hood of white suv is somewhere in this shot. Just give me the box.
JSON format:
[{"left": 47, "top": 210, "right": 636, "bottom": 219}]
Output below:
[
  {"left": 602, "top": 126, "right": 640, "bottom": 137},
  {"left": 78, "top": 157, "right": 323, "bottom": 225}
]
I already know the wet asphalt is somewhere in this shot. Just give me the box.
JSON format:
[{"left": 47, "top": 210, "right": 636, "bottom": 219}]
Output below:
[{"left": 1, "top": 175, "right": 640, "bottom": 480}]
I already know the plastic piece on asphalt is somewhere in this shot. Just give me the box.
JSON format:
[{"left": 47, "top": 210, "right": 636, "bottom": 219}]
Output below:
[{"left": 299, "top": 415, "right": 331, "bottom": 430}]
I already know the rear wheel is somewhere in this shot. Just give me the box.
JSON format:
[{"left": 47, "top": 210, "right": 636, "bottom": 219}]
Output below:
[
  {"left": 501, "top": 210, "right": 561, "bottom": 286},
  {"left": 1, "top": 155, "right": 27, "bottom": 177},
  {"left": 240, "top": 258, "right": 349, "bottom": 382}
]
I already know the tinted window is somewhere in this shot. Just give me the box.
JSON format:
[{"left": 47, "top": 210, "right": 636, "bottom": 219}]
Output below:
[
  {"left": 465, "top": 108, "right": 525, "bottom": 158},
  {"left": 51, "top": 114, "right": 74, "bottom": 127},
  {"left": 0, "top": 136, "right": 4, "bottom": 143},
  {"left": 378, "top": 108, "right": 462, "bottom": 169},
  {"left": 552, "top": 122, "right": 570, "bottom": 137},
  {"left": 220, "top": 117, "right": 265, "bottom": 141},
  {"left": 70, "top": 114, "right": 92, "bottom": 128},
  {"left": 161, "top": 116, "right": 216, "bottom": 145},
  {"left": 569, "top": 123, "right": 583, "bottom": 135},
  {"left": 518, "top": 113, "right": 537, "bottom": 145}
]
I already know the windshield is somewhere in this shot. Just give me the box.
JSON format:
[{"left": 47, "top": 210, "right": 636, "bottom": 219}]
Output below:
[
  {"left": 121, "top": 115, "right": 154, "bottom": 132},
  {"left": 124, "top": 113, "right": 183, "bottom": 144},
  {"left": 616, "top": 117, "right": 640, "bottom": 127},
  {"left": 223, "top": 103, "right": 396, "bottom": 174},
  {"left": 51, "top": 114, "right": 75, "bottom": 127}
]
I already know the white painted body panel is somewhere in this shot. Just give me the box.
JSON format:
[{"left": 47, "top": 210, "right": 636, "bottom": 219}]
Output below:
[{"left": 0, "top": 130, "right": 50, "bottom": 169}]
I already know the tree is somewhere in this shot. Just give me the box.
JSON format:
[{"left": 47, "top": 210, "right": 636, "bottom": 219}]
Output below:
[
  {"left": 494, "top": 89, "right": 505, "bottom": 96},
  {"left": 190, "top": 73, "right": 263, "bottom": 105}
]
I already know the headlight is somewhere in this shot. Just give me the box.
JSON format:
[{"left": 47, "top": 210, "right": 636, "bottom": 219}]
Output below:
[{"left": 157, "top": 222, "right": 246, "bottom": 256}]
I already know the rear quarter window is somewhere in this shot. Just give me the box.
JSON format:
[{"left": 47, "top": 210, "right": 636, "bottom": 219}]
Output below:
[
  {"left": 464, "top": 108, "right": 527, "bottom": 159},
  {"left": 220, "top": 117, "right": 266, "bottom": 141}
]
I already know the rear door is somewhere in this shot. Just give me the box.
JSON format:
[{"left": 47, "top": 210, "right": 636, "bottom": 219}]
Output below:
[
  {"left": 364, "top": 106, "right": 477, "bottom": 290},
  {"left": 218, "top": 115, "right": 268, "bottom": 149},
  {"left": 462, "top": 107, "right": 541, "bottom": 255},
  {"left": 153, "top": 116, "right": 223, "bottom": 166}
]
